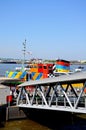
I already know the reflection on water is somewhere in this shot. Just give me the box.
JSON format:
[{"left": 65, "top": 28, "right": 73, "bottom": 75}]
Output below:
[
  {"left": 0, "top": 119, "right": 50, "bottom": 130},
  {"left": 1, "top": 110, "right": 86, "bottom": 130}
]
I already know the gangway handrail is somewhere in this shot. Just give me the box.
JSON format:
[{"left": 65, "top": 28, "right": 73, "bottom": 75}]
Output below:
[
  {"left": 18, "top": 71, "right": 86, "bottom": 87},
  {"left": 17, "top": 71, "right": 86, "bottom": 114}
]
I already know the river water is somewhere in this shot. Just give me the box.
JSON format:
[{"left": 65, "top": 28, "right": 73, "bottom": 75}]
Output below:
[
  {"left": 0, "top": 119, "right": 51, "bottom": 130},
  {"left": 0, "top": 63, "right": 86, "bottom": 130},
  {"left": 0, "top": 111, "right": 86, "bottom": 130}
]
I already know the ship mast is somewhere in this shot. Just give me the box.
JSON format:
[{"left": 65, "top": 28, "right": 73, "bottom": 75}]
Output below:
[{"left": 22, "top": 39, "right": 26, "bottom": 71}]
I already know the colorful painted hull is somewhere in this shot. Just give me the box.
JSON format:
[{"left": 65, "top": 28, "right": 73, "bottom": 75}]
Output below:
[
  {"left": 29, "top": 72, "right": 48, "bottom": 80},
  {"left": 5, "top": 71, "right": 27, "bottom": 81},
  {"left": 56, "top": 60, "right": 70, "bottom": 66},
  {"left": 56, "top": 59, "right": 70, "bottom": 72}
]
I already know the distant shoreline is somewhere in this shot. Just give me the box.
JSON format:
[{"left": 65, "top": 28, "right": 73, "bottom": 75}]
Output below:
[
  {"left": 0, "top": 61, "right": 17, "bottom": 64},
  {"left": 0, "top": 62, "right": 86, "bottom": 65}
]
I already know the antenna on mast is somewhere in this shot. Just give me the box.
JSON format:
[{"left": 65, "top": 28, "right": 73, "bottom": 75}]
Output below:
[{"left": 22, "top": 39, "right": 26, "bottom": 71}]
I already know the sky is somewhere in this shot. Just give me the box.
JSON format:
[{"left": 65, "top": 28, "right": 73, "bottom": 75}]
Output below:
[{"left": 0, "top": 0, "right": 86, "bottom": 61}]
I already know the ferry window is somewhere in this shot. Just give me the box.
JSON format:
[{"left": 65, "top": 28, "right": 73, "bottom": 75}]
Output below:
[
  {"left": 48, "top": 66, "right": 52, "bottom": 69},
  {"left": 30, "top": 65, "right": 33, "bottom": 68},
  {"left": 38, "top": 66, "right": 42, "bottom": 69},
  {"left": 34, "top": 66, "right": 37, "bottom": 68},
  {"left": 43, "top": 66, "right": 47, "bottom": 69}
]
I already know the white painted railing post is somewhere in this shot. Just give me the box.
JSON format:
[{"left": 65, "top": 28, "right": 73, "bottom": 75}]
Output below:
[
  {"left": 85, "top": 97, "right": 86, "bottom": 108},
  {"left": 56, "top": 97, "right": 58, "bottom": 107},
  {"left": 64, "top": 97, "right": 66, "bottom": 107}
]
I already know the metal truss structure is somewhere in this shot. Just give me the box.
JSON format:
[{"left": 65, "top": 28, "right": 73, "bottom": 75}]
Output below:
[{"left": 17, "top": 71, "right": 86, "bottom": 114}]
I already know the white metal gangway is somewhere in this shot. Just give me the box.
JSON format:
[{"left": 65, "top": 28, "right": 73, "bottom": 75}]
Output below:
[{"left": 16, "top": 71, "right": 86, "bottom": 114}]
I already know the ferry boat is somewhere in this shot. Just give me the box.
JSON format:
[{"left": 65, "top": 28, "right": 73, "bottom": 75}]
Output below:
[
  {"left": 5, "top": 59, "right": 84, "bottom": 94},
  {"left": 75, "top": 66, "right": 84, "bottom": 72},
  {"left": 5, "top": 59, "right": 81, "bottom": 81}
]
